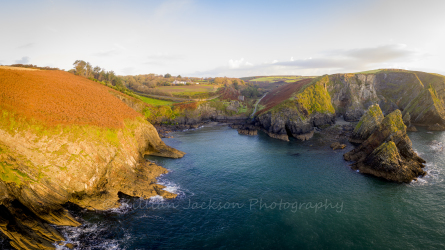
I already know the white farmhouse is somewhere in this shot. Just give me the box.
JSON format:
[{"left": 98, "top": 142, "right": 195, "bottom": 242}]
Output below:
[{"left": 172, "top": 80, "right": 187, "bottom": 85}]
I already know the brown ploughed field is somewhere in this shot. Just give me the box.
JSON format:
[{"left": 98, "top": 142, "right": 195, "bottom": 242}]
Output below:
[
  {"left": 0, "top": 67, "right": 141, "bottom": 128},
  {"left": 256, "top": 78, "right": 312, "bottom": 115}
]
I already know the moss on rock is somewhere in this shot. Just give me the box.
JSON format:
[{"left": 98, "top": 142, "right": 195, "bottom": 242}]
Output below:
[
  {"left": 350, "top": 104, "right": 384, "bottom": 143},
  {"left": 344, "top": 109, "right": 425, "bottom": 183}
]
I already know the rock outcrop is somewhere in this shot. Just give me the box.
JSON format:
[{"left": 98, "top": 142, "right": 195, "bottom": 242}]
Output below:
[
  {"left": 237, "top": 125, "right": 258, "bottom": 136},
  {"left": 255, "top": 77, "right": 336, "bottom": 141},
  {"left": 344, "top": 110, "right": 426, "bottom": 183},
  {"left": 349, "top": 104, "right": 384, "bottom": 144},
  {"left": 330, "top": 142, "right": 346, "bottom": 150}
]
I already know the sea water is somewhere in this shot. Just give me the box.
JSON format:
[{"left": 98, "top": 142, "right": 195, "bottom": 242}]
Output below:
[{"left": 3, "top": 125, "right": 445, "bottom": 249}]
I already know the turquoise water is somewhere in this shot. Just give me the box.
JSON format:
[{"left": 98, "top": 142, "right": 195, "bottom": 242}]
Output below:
[{"left": 5, "top": 125, "right": 444, "bottom": 249}]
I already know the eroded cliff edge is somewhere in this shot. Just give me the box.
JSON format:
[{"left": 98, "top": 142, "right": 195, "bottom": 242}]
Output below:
[{"left": 0, "top": 68, "right": 184, "bottom": 249}]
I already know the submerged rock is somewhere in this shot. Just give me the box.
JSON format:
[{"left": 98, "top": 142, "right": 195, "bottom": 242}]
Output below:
[
  {"left": 238, "top": 128, "right": 258, "bottom": 136},
  {"left": 349, "top": 104, "right": 384, "bottom": 144},
  {"left": 427, "top": 123, "right": 445, "bottom": 131},
  {"left": 344, "top": 110, "right": 426, "bottom": 183},
  {"left": 407, "top": 125, "right": 418, "bottom": 132}
]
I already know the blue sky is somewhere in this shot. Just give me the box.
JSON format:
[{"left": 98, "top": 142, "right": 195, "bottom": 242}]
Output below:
[{"left": 1, "top": 0, "right": 445, "bottom": 77}]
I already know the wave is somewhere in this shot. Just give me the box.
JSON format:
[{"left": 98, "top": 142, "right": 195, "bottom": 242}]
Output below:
[
  {"left": 110, "top": 201, "right": 132, "bottom": 214},
  {"left": 429, "top": 140, "right": 444, "bottom": 152},
  {"left": 411, "top": 162, "right": 443, "bottom": 186},
  {"left": 157, "top": 178, "right": 191, "bottom": 199},
  {"left": 54, "top": 220, "right": 129, "bottom": 250}
]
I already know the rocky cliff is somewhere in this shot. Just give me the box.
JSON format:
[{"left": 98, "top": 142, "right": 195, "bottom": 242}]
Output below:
[
  {"left": 344, "top": 108, "right": 426, "bottom": 183},
  {"left": 255, "top": 77, "right": 335, "bottom": 141},
  {"left": 326, "top": 70, "right": 445, "bottom": 126},
  {"left": 0, "top": 68, "right": 185, "bottom": 249},
  {"left": 255, "top": 69, "right": 445, "bottom": 141},
  {"left": 349, "top": 104, "right": 384, "bottom": 144}
]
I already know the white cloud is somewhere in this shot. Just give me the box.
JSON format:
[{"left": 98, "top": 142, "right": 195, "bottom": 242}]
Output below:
[
  {"left": 15, "top": 56, "right": 30, "bottom": 64},
  {"left": 190, "top": 44, "right": 426, "bottom": 77},
  {"left": 228, "top": 58, "right": 253, "bottom": 69}
]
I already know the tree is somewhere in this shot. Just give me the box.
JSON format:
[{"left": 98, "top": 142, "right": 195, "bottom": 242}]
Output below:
[
  {"left": 73, "top": 60, "right": 86, "bottom": 76},
  {"left": 233, "top": 81, "right": 239, "bottom": 90},
  {"left": 164, "top": 73, "right": 171, "bottom": 78},
  {"left": 93, "top": 66, "right": 101, "bottom": 79},
  {"left": 85, "top": 62, "right": 92, "bottom": 78},
  {"left": 108, "top": 70, "right": 116, "bottom": 84}
]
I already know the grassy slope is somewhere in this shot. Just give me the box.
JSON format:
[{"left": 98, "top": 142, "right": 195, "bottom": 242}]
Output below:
[
  {"left": 0, "top": 67, "right": 153, "bottom": 187},
  {"left": 138, "top": 96, "right": 175, "bottom": 106},
  {"left": 256, "top": 77, "right": 334, "bottom": 119},
  {"left": 0, "top": 67, "right": 141, "bottom": 128},
  {"left": 156, "top": 85, "right": 218, "bottom": 97}
]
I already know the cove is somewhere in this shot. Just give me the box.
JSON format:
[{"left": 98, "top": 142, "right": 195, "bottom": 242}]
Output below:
[{"left": 31, "top": 124, "right": 445, "bottom": 250}]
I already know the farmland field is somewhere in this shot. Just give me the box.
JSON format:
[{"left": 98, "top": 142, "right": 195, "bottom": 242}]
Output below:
[
  {"left": 354, "top": 69, "right": 383, "bottom": 74},
  {"left": 248, "top": 76, "right": 312, "bottom": 83},
  {"left": 157, "top": 85, "right": 218, "bottom": 98},
  {"left": 138, "top": 96, "right": 176, "bottom": 106},
  {"left": 157, "top": 85, "right": 217, "bottom": 93},
  {"left": 0, "top": 66, "right": 38, "bottom": 71}
]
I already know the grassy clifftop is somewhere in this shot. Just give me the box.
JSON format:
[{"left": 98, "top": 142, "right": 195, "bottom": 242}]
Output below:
[
  {"left": 0, "top": 67, "right": 184, "bottom": 249},
  {"left": 0, "top": 68, "right": 142, "bottom": 128},
  {"left": 258, "top": 76, "right": 335, "bottom": 120}
]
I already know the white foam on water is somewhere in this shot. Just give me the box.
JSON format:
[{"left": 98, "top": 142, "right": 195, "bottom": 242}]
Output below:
[
  {"left": 110, "top": 201, "right": 132, "bottom": 214},
  {"left": 410, "top": 162, "right": 443, "bottom": 186},
  {"left": 156, "top": 178, "right": 190, "bottom": 199},
  {"left": 414, "top": 150, "right": 424, "bottom": 156},
  {"left": 148, "top": 195, "right": 165, "bottom": 203},
  {"left": 54, "top": 221, "right": 126, "bottom": 250}
]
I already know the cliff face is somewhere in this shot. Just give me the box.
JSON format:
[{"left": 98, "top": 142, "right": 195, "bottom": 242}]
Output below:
[
  {"left": 344, "top": 109, "right": 426, "bottom": 183},
  {"left": 0, "top": 68, "right": 185, "bottom": 249},
  {"left": 254, "top": 70, "right": 445, "bottom": 141},
  {"left": 327, "top": 70, "right": 445, "bottom": 126}
]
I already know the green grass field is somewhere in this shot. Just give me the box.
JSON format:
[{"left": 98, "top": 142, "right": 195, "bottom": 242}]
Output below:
[
  {"left": 157, "top": 85, "right": 217, "bottom": 93},
  {"left": 354, "top": 69, "right": 383, "bottom": 74},
  {"left": 138, "top": 96, "right": 175, "bottom": 106},
  {"left": 157, "top": 84, "right": 218, "bottom": 98},
  {"left": 249, "top": 76, "right": 312, "bottom": 83}
]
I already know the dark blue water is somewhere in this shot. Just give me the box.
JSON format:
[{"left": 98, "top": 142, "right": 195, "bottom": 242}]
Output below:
[{"left": 37, "top": 125, "right": 445, "bottom": 249}]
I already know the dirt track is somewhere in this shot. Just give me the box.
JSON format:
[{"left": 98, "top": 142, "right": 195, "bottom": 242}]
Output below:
[{"left": 0, "top": 68, "right": 141, "bottom": 128}]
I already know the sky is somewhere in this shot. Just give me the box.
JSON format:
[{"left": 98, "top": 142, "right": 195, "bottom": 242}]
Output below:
[{"left": 1, "top": 0, "right": 445, "bottom": 77}]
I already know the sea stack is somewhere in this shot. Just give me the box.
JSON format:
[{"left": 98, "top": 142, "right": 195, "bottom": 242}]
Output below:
[
  {"left": 348, "top": 104, "right": 384, "bottom": 144},
  {"left": 344, "top": 107, "right": 426, "bottom": 183}
]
